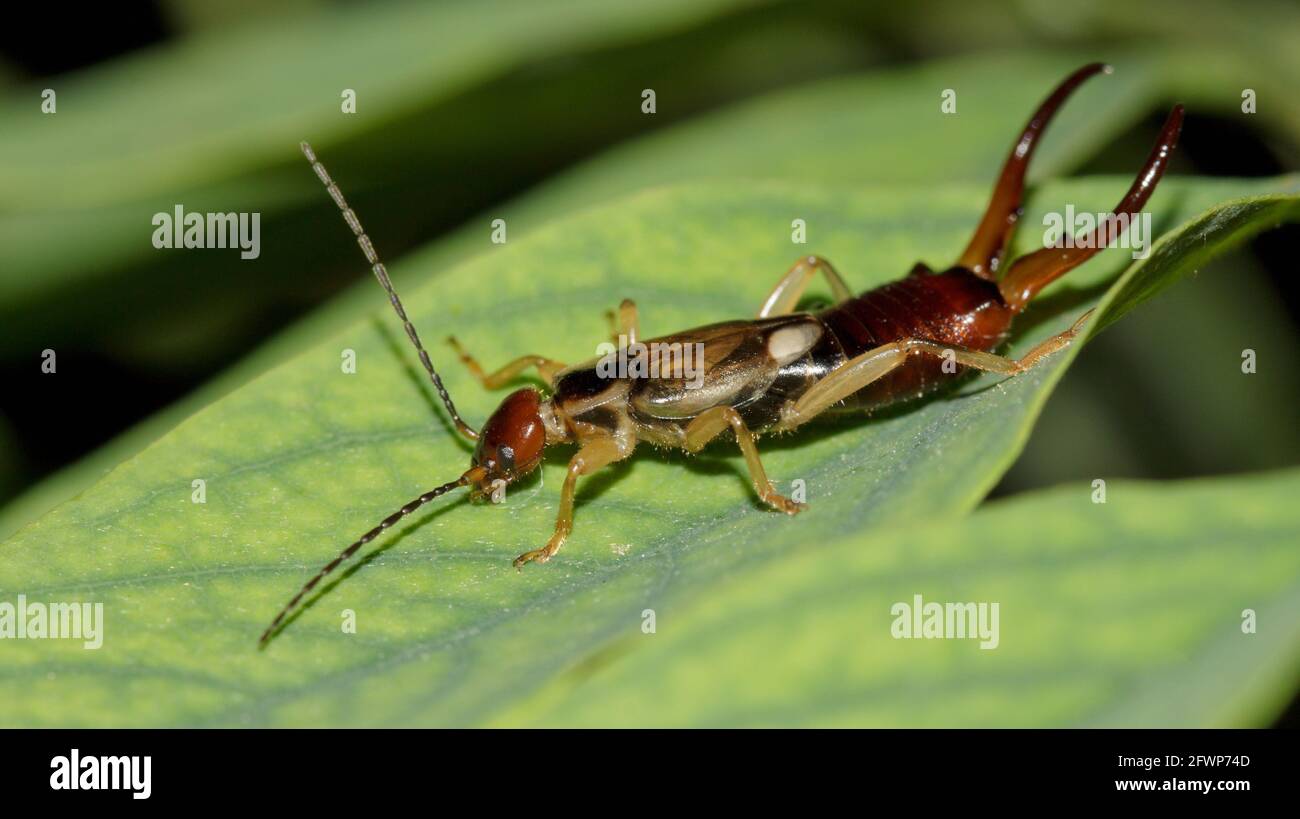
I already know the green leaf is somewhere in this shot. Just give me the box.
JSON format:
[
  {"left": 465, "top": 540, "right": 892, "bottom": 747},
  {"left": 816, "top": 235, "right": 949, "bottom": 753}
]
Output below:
[
  {"left": 0, "top": 170, "right": 1295, "bottom": 726},
  {"left": 494, "top": 467, "right": 1300, "bottom": 727},
  {"left": 0, "top": 0, "right": 759, "bottom": 205},
  {"left": 0, "top": 51, "right": 1170, "bottom": 536}
]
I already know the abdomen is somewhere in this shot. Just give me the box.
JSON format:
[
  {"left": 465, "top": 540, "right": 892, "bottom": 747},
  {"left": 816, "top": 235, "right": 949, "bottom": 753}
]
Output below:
[{"left": 815, "top": 268, "right": 1015, "bottom": 410}]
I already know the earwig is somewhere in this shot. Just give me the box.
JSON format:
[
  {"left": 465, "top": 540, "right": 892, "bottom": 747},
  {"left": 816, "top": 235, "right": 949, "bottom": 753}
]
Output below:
[{"left": 260, "top": 63, "right": 1183, "bottom": 644}]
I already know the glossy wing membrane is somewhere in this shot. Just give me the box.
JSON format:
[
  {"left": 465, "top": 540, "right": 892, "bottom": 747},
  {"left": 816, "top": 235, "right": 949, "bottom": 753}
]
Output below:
[{"left": 629, "top": 317, "right": 820, "bottom": 419}]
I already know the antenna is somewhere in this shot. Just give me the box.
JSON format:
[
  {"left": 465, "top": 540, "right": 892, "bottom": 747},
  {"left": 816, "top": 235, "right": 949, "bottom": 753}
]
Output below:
[
  {"left": 259, "top": 471, "right": 480, "bottom": 645},
  {"left": 300, "top": 141, "right": 478, "bottom": 441}
]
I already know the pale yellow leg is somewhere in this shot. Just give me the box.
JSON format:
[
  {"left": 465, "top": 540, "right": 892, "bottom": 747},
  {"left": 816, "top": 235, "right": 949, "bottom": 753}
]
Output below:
[
  {"left": 784, "top": 310, "right": 1094, "bottom": 427},
  {"left": 606, "top": 298, "right": 640, "bottom": 346},
  {"left": 446, "top": 336, "right": 565, "bottom": 389},
  {"left": 757, "top": 255, "right": 855, "bottom": 318},
  {"left": 684, "top": 406, "right": 805, "bottom": 515},
  {"left": 514, "top": 435, "right": 634, "bottom": 568}
]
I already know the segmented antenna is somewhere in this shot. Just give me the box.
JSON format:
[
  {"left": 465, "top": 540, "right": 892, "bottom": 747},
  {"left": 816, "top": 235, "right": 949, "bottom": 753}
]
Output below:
[
  {"left": 259, "top": 472, "right": 476, "bottom": 645},
  {"left": 300, "top": 141, "right": 478, "bottom": 441}
]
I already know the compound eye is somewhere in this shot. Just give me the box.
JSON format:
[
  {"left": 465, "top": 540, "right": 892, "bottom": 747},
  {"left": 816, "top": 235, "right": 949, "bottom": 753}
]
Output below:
[{"left": 497, "top": 444, "right": 516, "bottom": 475}]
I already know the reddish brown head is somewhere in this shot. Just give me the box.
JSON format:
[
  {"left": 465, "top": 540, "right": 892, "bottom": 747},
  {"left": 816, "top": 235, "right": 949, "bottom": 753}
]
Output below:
[{"left": 469, "top": 387, "right": 547, "bottom": 499}]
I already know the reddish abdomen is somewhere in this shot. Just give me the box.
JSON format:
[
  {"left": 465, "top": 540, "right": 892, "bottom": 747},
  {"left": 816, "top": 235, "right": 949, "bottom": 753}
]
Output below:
[{"left": 816, "top": 268, "right": 1015, "bottom": 409}]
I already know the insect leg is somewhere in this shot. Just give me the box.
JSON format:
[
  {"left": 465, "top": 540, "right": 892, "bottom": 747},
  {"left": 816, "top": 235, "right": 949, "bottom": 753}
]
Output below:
[
  {"left": 958, "top": 63, "right": 1112, "bottom": 279},
  {"left": 784, "top": 345, "right": 910, "bottom": 428},
  {"left": 757, "top": 255, "right": 854, "bottom": 318},
  {"left": 784, "top": 311, "right": 1092, "bottom": 425},
  {"left": 998, "top": 105, "right": 1184, "bottom": 311},
  {"left": 513, "top": 435, "right": 635, "bottom": 568},
  {"left": 683, "top": 406, "right": 805, "bottom": 514},
  {"left": 900, "top": 310, "right": 1092, "bottom": 375},
  {"left": 606, "top": 298, "right": 640, "bottom": 346},
  {"left": 445, "top": 336, "right": 565, "bottom": 389}
]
